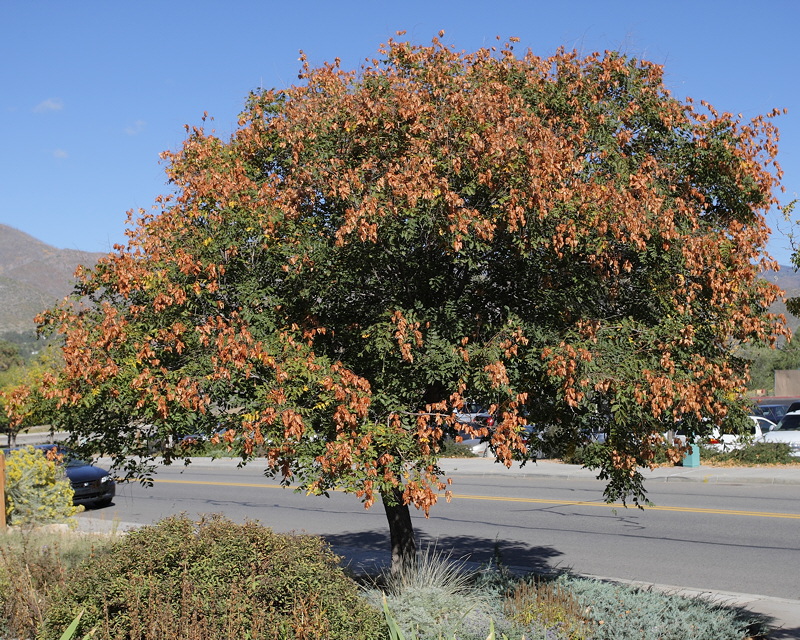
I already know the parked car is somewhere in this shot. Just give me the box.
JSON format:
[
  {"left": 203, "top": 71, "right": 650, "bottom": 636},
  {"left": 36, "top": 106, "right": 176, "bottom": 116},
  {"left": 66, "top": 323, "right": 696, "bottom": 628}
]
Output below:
[
  {"left": 64, "top": 455, "right": 116, "bottom": 507},
  {"left": 453, "top": 402, "right": 492, "bottom": 426},
  {"left": 760, "top": 410, "right": 800, "bottom": 456},
  {"left": 668, "top": 415, "right": 775, "bottom": 453},
  {"left": 751, "top": 399, "right": 798, "bottom": 424},
  {"left": 703, "top": 416, "right": 775, "bottom": 452},
  {"left": 3, "top": 444, "right": 115, "bottom": 508},
  {"left": 453, "top": 402, "right": 495, "bottom": 457}
]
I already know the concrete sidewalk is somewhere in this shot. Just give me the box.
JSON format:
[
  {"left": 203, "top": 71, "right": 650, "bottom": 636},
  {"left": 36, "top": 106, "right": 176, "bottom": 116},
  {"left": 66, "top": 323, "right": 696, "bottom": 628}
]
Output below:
[{"left": 437, "top": 456, "right": 800, "bottom": 486}]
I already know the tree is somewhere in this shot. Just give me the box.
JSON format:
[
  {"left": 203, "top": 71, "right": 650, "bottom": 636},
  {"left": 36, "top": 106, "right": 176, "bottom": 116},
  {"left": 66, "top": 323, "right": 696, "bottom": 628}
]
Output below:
[
  {"left": 5, "top": 34, "right": 787, "bottom": 570},
  {"left": 0, "top": 339, "right": 23, "bottom": 372},
  {"left": 0, "top": 346, "right": 65, "bottom": 446}
]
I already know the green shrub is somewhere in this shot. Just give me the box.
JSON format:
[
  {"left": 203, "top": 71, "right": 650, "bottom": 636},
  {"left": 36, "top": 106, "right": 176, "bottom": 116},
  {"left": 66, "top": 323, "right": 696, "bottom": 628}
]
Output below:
[
  {"left": 440, "top": 439, "right": 478, "bottom": 458},
  {"left": 41, "top": 514, "right": 384, "bottom": 640},
  {"left": 701, "top": 442, "right": 797, "bottom": 465},
  {"left": 3, "top": 446, "right": 80, "bottom": 527}
]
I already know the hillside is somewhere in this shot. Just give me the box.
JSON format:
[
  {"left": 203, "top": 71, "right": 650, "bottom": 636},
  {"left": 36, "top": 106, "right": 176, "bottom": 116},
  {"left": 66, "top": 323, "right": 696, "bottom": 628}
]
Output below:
[
  {"left": 762, "top": 267, "right": 800, "bottom": 336},
  {"left": 0, "top": 224, "right": 104, "bottom": 335}
]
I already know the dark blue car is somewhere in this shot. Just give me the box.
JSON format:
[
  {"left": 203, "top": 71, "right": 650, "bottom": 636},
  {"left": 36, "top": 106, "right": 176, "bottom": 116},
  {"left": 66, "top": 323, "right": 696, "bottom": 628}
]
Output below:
[{"left": 3, "top": 444, "right": 115, "bottom": 508}]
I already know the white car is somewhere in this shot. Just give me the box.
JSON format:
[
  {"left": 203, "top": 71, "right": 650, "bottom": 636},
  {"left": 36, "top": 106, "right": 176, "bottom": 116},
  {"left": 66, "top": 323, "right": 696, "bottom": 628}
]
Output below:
[
  {"left": 681, "top": 416, "right": 775, "bottom": 452},
  {"left": 708, "top": 416, "right": 775, "bottom": 451},
  {"left": 760, "top": 410, "right": 800, "bottom": 456},
  {"left": 452, "top": 402, "right": 494, "bottom": 456}
]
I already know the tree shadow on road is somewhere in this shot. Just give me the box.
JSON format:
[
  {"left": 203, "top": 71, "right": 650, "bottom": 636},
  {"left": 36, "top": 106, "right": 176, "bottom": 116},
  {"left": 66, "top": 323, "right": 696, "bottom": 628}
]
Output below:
[{"left": 322, "top": 529, "right": 565, "bottom": 577}]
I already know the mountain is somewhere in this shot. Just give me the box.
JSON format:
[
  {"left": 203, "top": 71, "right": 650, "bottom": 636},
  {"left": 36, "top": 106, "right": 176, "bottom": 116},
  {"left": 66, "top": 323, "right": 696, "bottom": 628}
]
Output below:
[
  {"left": 762, "top": 267, "right": 800, "bottom": 336},
  {"left": 0, "top": 224, "right": 105, "bottom": 335}
]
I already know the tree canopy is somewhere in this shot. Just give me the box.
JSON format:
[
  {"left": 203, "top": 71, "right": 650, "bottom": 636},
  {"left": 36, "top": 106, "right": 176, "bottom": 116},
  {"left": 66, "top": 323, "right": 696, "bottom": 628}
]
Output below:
[{"left": 5, "top": 34, "right": 788, "bottom": 567}]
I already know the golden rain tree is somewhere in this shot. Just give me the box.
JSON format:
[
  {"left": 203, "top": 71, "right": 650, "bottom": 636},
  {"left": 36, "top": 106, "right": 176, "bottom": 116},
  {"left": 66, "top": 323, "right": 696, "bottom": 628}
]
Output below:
[{"left": 7, "top": 34, "right": 788, "bottom": 569}]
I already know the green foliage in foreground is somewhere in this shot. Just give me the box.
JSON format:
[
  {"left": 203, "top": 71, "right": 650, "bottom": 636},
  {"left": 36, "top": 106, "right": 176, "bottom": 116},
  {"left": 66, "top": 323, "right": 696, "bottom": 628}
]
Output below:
[{"left": 41, "top": 515, "right": 385, "bottom": 640}]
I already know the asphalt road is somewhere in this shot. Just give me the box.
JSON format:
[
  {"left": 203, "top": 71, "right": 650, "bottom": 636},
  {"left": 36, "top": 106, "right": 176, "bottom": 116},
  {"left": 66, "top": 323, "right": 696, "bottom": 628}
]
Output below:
[{"left": 78, "top": 457, "right": 800, "bottom": 602}]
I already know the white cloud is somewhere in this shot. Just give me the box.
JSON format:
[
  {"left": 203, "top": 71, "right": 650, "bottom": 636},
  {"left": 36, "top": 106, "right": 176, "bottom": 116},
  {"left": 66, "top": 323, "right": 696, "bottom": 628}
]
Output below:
[
  {"left": 52, "top": 149, "right": 68, "bottom": 159},
  {"left": 34, "top": 98, "right": 64, "bottom": 113},
  {"left": 124, "top": 119, "right": 146, "bottom": 135}
]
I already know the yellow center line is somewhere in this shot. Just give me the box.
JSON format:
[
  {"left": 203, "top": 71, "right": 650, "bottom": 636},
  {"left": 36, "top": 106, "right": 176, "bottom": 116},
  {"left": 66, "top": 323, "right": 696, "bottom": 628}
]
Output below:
[
  {"left": 449, "top": 493, "right": 800, "bottom": 519},
  {"left": 149, "top": 478, "right": 800, "bottom": 519}
]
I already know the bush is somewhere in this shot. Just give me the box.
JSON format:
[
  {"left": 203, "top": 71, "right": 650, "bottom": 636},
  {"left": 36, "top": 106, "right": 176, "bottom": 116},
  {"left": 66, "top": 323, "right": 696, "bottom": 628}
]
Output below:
[
  {"left": 439, "top": 439, "right": 478, "bottom": 458},
  {"left": 3, "top": 446, "right": 80, "bottom": 527},
  {"left": 701, "top": 442, "right": 797, "bottom": 465},
  {"left": 41, "top": 514, "right": 385, "bottom": 640}
]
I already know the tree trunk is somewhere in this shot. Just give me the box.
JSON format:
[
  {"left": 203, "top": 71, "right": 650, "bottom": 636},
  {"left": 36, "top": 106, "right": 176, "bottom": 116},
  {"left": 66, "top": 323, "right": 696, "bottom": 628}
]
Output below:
[{"left": 381, "top": 487, "right": 417, "bottom": 574}]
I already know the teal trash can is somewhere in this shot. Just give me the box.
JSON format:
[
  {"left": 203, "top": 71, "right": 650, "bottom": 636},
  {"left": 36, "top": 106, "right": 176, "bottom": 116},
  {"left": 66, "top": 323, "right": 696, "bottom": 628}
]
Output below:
[{"left": 682, "top": 445, "right": 700, "bottom": 468}]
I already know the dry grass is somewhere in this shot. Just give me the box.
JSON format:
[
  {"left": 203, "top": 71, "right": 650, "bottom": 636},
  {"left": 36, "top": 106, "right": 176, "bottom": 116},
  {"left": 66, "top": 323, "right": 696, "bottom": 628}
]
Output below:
[
  {"left": 0, "top": 526, "right": 115, "bottom": 639},
  {"left": 504, "top": 578, "right": 592, "bottom": 640}
]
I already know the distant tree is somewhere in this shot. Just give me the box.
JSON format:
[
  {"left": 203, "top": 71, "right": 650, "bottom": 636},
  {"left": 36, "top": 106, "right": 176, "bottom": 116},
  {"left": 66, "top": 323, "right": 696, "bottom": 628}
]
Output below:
[
  {"left": 743, "top": 339, "right": 800, "bottom": 394},
  {"left": 6, "top": 35, "right": 787, "bottom": 570},
  {"left": 1, "top": 345, "right": 66, "bottom": 446},
  {"left": 784, "top": 200, "right": 800, "bottom": 319},
  {"left": 0, "top": 339, "right": 23, "bottom": 372}
]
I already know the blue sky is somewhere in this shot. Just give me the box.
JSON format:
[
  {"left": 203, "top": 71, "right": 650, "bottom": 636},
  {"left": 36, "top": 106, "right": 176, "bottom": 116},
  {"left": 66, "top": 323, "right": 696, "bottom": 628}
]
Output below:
[{"left": 2, "top": 1, "right": 798, "bottom": 264}]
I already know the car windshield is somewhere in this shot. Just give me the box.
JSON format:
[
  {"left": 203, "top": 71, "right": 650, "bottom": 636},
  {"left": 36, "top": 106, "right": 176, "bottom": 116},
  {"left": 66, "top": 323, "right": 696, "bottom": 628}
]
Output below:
[
  {"left": 775, "top": 414, "right": 800, "bottom": 431},
  {"left": 757, "top": 405, "right": 788, "bottom": 422},
  {"left": 64, "top": 457, "right": 91, "bottom": 467}
]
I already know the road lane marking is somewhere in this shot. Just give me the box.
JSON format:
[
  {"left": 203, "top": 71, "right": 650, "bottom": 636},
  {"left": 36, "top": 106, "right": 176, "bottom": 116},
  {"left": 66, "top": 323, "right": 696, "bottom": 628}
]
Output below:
[
  {"left": 149, "top": 478, "right": 800, "bottom": 519},
  {"left": 449, "top": 493, "right": 800, "bottom": 519}
]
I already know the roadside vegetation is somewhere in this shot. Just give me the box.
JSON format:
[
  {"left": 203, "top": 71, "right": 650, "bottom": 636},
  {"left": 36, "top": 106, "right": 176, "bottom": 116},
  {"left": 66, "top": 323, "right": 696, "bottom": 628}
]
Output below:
[
  {"left": 1, "top": 515, "right": 765, "bottom": 640},
  {"left": 563, "top": 440, "right": 799, "bottom": 468}
]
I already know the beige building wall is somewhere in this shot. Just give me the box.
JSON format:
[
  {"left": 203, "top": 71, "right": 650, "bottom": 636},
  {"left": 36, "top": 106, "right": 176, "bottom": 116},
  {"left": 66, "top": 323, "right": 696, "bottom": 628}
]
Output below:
[{"left": 774, "top": 370, "right": 800, "bottom": 396}]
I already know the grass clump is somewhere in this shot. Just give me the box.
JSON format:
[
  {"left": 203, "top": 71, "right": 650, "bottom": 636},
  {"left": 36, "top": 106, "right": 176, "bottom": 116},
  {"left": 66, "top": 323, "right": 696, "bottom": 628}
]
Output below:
[
  {"left": 365, "top": 548, "right": 589, "bottom": 640},
  {"left": 40, "top": 514, "right": 384, "bottom": 640},
  {"left": 504, "top": 578, "right": 591, "bottom": 639},
  {"left": 364, "top": 547, "right": 515, "bottom": 640}
]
